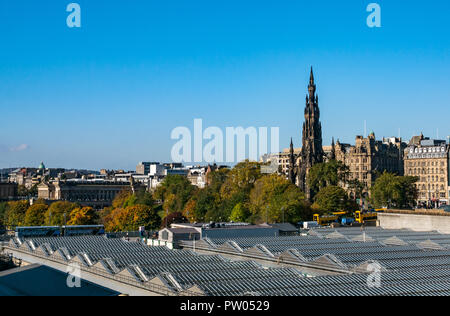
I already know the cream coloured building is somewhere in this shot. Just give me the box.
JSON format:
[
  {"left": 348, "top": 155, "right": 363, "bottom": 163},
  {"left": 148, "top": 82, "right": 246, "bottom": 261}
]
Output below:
[{"left": 404, "top": 135, "right": 450, "bottom": 208}]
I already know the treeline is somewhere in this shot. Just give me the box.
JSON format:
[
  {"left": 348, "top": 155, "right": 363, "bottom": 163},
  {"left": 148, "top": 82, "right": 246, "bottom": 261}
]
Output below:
[
  {"left": 0, "top": 191, "right": 161, "bottom": 232},
  {"left": 102, "top": 161, "right": 313, "bottom": 231},
  {"left": 0, "top": 160, "right": 419, "bottom": 232},
  {"left": 0, "top": 199, "right": 99, "bottom": 228},
  {"left": 155, "top": 161, "right": 312, "bottom": 225}
]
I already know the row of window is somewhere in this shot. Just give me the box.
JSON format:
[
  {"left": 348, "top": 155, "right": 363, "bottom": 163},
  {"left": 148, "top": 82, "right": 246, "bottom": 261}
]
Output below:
[
  {"left": 415, "top": 176, "right": 446, "bottom": 183},
  {"left": 418, "top": 192, "right": 447, "bottom": 199},
  {"left": 349, "top": 173, "right": 369, "bottom": 180},
  {"left": 417, "top": 183, "right": 446, "bottom": 191},
  {"left": 410, "top": 146, "right": 446, "bottom": 154},
  {"left": 407, "top": 168, "right": 446, "bottom": 175},
  {"left": 407, "top": 160, "right": 445, "bottom": 167}
]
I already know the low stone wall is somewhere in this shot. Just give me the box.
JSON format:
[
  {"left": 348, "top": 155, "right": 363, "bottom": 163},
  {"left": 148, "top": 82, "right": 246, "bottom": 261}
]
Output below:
[{"left": 378, "top": 212, "right": 450, "bottom": 233}]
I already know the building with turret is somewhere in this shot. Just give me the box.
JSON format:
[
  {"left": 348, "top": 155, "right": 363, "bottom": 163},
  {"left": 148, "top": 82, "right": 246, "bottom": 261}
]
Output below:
[
  {"left": 334, "top": 133, "right": 406, "bottom": 197},
  {"left": 268, "top": 67, "right": 406, "bottom": 201}
]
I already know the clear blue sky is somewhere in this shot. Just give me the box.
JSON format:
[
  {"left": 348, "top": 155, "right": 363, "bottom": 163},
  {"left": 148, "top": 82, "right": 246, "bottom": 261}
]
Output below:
[{"left": 1, "top": 0, "right": 449, "bottom": 170}]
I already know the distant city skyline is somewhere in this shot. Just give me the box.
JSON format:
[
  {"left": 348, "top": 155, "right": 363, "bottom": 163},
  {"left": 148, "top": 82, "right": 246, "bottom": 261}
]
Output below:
[{"left": 1, "top": 1, "right": 449, "bottom": 170}]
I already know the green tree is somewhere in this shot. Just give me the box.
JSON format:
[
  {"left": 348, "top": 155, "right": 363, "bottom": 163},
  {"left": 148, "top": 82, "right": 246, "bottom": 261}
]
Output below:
[
  {"left": 112, "top": 190, "right": 133, "bottom": 209},
  {"left": 249, "top": 174, "right": 310, "bottom": 224},
  {"left": 347, "top": 179, "right": 367, "bottom": 201},
  {"left": 24, "top": 203, "right": 48, "bottom": 226},
  {"left": 220, "top": 161, "right": 262, "bottom": 200},
  {"left": 17, "top": 185, "right": 29, "bottom": 197},
  {"left": 122, "top": 194, "right": 138, "bottom": 209},
  {"left": 208, "top": 191, "right": 246, "bottom": 222},
  {"left": 182, "top": 199, "right": 197, "bottom": 223},
  {"left": 45, "top": 201, "right": 78, "bottom": 226},
  {"left": 125, "top": 205, "right": 161, "bottom": 231},
  {"left": 16, "top": 185, "right": 38, "bottom": 197},
  {"left": 189, "top": 189, "right": 217, "bottom": 222},
  {"left": 370, "top": 172, "right": 418, "bottom": 208},
  {"left": 122, "top": 190, "right": 155, "bottom": 209},
  {"left": 314, "top": 186, "right": 357, "bottom": 213},
  {"left": 153, "top": 175, "right": 197, "bottom": 213},
  {"left": 307, "top": 160, "right": 349, "bottom": 196},
  {"left": 395, "top": 176, "right": 419, "bottom": 208},
  {"left": 67, "top": 207, "right": 98, "bottom": 225},
  {"left": 0, "top": 202, "right": 9, "bottom": 227},
  {"left": 103, "top": 204, "right": 161, "bottom": 232},
  {"left": 229, "top": 202, "right": 250, "bottom": 222},
  {"left": 207, "top": 168, "right": 230, "bottom": 192},
  {"left": 5, "top": 200, "right": 29, "bottom": 227},
  {"left": 162, "top": 193, "right": 177, "bottom": 216},
  {"left": 28, "top": 184, "right": 38, "bottom": 197}
]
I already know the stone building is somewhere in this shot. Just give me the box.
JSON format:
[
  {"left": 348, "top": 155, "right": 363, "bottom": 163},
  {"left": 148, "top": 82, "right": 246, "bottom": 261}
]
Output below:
[
  {"left": 404, "top": 135, "right": 450, "bottom": 208},
  {"left": 0, "top": 183, "right": 17, "bottom": 200},
  {"left": 334, "top": 133, "right": 406, "bottom": 194},
  {"left": 267, "top": 67, "right": 406, "bottom": 202},
  {"left": 136, "top": 162, "right": 164, "bottom": 175},
  {"left": 37, "top": 179, "right": 143, "bottom": 209},
  {"left": 260, "top": 145, "right": 332, "bottom": 176}
]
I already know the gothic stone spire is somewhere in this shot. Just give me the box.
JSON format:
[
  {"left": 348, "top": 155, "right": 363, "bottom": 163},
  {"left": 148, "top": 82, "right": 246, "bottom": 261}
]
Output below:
[
  {"left": 288, "top": 137, "right": 296, "bottom": 184},
  {"left": 330, "top": 137, "right": 336, "bottom": 160},
  {"left": 299, "top": 67, "right": 324, "bottom": 200}
]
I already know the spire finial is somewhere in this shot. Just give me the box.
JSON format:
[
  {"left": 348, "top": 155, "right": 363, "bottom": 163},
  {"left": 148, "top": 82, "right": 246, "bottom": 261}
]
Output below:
[{"left": 309, "top": 66, "right": 314, "bottom": 84}]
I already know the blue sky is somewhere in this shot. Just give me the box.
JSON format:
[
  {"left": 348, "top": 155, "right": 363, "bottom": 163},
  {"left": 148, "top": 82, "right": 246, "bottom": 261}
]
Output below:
[{"left": 0, "top": 0, "right": 449, "bottom": 170}]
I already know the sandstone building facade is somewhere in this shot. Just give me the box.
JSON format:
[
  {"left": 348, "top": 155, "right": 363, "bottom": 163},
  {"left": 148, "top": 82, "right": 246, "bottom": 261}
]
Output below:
[
  {"left": 38, "top": 179, "right": 143, "bottom": 209},
  {"left": 284, "top": 68, "right": 406, "bottom": 200},
  {"left": 404, "top": 135, "right": 450, "bottom": 207},
  {"left": 335, "top": 133, "right": 406, "bottom": 194},
  {"left": 0, "top": 183, "right": 17, "bottom": 201}
]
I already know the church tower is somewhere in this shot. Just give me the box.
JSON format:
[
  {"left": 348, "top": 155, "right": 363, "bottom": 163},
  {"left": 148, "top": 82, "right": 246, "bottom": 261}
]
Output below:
[
  {"left": 288, "top": 138, "right": 297, "bottom": 185},
  {"left": 298, "top": 67, "right": 325, "bottom": 199},
  {"left": 330, "top": 137, "right": 336, "bottom": 161}
]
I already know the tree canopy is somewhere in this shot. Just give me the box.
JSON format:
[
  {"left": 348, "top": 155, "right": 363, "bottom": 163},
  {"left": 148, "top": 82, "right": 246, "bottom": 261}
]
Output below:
[
  {"left": 154, "top": 175, "right": 197, "bottom": 213},
  {"left": 67, "top": 207, "right": 98, "bottom": 226},
  {"left": 104, "top": 205, "right": 160, "bottom": 232},
  {"left": 307, "top": 160, "right": 349, "bottom": 196},
  {"left": 0, "top": 202, "right": 8, "bottom": 227},
  {"left": 249, "top": 174, "right": 310, "bottom": 223},
  {"left": 45, "top": 201, "right": 78, "bottom": 226},
  {"left": 5, "top": 200, "right": 29, "bottom": 227},
  {"left": 24, "top": 203, "right": 48, "bottom": 226},
  {"left": 370, "top": 172, "right": 418, "bottom": 209},
  {"left": 314, "top": 186, "right": 358, "bottom": 213}
]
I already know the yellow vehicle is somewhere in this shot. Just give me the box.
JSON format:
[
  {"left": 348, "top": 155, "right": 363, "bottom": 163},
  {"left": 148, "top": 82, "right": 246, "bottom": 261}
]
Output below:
[
  {"left": 355, "top": 211, "right": 378, "bottom": 224},
  {"left": 313, "top": 214, "right": 340, "bottom": 226}
]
